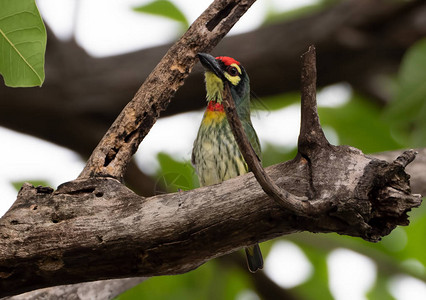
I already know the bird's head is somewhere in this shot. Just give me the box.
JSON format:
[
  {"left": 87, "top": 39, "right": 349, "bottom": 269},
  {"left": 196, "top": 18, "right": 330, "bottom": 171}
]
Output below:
[{"left": 197, "top": 53, "right": 250, "bottom": 107}]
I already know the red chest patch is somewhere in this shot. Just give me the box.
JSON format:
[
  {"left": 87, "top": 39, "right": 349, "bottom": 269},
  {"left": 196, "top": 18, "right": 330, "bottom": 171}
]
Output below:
[{"left": 207, "top": 101, "right": 225, "bottom": 112}]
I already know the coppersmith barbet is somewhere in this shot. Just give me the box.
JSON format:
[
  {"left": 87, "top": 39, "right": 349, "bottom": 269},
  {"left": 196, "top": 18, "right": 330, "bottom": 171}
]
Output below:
[{"left": 192, "top": 53, "right": 263, "bottom": 272}]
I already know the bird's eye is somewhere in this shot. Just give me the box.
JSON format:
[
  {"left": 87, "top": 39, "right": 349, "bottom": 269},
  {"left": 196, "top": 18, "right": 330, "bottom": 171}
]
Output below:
[{"left": 227, "top": 66, "right": 239, "bottom": 76}]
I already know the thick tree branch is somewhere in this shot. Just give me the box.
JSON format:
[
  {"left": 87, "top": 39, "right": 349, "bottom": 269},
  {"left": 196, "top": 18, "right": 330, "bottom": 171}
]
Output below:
[
  {"left": 78, "top": 0, "right": 257, "bottom": 180},
  {"left": 0, "top": 146, "right": 421, "bottom": 296}
]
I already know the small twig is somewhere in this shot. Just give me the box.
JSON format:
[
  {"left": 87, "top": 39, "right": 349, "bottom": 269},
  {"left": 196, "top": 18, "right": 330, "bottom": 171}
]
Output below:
[
  {"left": 222, "top": 84, "right": 308, "bottom": 215},
  {"left": 298, "top": 45, "right": 329, "bottom": 152},
  {"left": 393, "top": 149, "right": 418, "bottom": 168}
]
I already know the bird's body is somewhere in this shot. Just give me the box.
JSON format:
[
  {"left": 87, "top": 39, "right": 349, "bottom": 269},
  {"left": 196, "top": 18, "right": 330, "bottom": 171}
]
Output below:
[{"left": 192, "top": 53, "right": 263, "bottom": 272}]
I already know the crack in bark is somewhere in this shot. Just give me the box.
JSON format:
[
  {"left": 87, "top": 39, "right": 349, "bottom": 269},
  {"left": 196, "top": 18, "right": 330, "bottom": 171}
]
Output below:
[{"left": 206, "top": 2, "right": 237, "bottom": 31}]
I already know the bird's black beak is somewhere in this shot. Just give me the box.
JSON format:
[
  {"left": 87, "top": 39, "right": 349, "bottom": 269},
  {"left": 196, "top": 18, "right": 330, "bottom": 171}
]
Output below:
[{"left": 197, "top": 53, "right": 225, "bottom": 80}]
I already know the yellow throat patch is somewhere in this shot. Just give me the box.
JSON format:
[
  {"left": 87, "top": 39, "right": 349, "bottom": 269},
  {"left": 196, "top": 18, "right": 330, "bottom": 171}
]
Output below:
[{"left": 205, "top": 71, "right": 224, "bottom": 103}]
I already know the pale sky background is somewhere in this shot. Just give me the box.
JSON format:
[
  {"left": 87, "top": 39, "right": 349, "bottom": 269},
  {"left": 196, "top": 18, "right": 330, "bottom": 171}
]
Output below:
[{"left": 0, "top": 0, "right": 424, "bottom": 299}]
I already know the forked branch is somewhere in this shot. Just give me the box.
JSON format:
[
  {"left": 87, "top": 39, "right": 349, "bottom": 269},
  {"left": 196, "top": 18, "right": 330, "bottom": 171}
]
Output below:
[
  {"left": 222, "top": 84, "right": 309, "bottom": 215},
  {"left": 222, "top": 45, "right": 325, "bottom": 215}
]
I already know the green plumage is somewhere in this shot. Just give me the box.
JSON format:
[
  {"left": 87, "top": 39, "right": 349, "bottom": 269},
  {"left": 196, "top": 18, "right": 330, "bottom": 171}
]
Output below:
[{"left": 192, "top": 53, "right": 263, "bottom": 273}]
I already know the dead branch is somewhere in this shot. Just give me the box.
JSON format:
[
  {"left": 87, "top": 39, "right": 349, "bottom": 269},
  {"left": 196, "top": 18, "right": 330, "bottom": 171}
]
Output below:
[{"left": 0, "top": 149, "right": 420, "bottom": 296}]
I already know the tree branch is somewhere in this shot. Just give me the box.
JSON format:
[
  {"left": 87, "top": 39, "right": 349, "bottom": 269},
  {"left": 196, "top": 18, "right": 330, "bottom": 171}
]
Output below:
[
  {"left": 78, "top": 0, "right": 257, "bottom": 181},
  {"left": 223, "top": 83, "right": 308, "bottom": 215},
  {"left": 298, "top": 45, "right": 328, "bottom": 151},
  {"left": 0, "top": 145, "right": 421, "bottom": 296}
]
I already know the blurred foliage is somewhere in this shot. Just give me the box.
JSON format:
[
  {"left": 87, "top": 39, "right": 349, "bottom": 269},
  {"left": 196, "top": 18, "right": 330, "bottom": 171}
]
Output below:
[
  {"left": 117, "top": 33, "right": 426, "bottom": 299},
  {"left": 319, "top": 94, "right": 403, "bottom": 153},
  {"left": 133, "top": 0, "right": 189, "bottom": 30},
  {"left": 251, "top": 92, "right": 300, "bottom": 112},
  {"left": 263, "top": 0, "right": 339, "bottom": 25},
  {"left": 117, "top": 260, "right": 255, "bottom": 300},
  {"left": 385, "top": 38, "right": 426, "bottom": 147},
  {"left": 11, "top": 180, "right": 51, "bottom": 192}
]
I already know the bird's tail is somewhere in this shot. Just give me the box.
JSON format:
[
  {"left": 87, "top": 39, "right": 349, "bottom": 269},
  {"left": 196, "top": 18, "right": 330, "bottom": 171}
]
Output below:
[{"left": 245, "top": 244, "right": 263, "bottom": 273}]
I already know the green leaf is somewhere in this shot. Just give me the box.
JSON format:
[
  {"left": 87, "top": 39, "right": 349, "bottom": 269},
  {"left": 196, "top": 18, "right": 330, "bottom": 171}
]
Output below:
[
  {"left": 155, "top": 152, "right": 199, "bottom": 192},
  {"left": 0, "top": 0, "right": 46, "bottom": 87},
  {"left": 385, "top": 38, "right": 426, "bottom": 147},
  {"left": 319, "top": 94, "right": 403, "bottom": 153},
  {"left": 133, "top": 0, "right": 189, "bottom": 29}
]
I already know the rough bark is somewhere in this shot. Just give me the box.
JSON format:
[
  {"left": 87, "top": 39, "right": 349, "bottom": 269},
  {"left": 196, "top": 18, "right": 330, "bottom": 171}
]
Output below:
[
  {"left": 7, "top": 147, "right": 425, "bottom": 300},
  {"left": 0, "top": 146, "right": 421, "bottom": 297}
]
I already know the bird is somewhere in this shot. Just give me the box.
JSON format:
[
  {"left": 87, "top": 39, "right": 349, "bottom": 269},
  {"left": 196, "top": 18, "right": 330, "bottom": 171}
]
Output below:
[{"left": 192, "top": 53, "right": 263, "bottom": 272}]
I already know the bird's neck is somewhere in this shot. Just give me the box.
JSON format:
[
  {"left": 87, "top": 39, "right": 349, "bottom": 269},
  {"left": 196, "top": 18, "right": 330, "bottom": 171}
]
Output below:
[{"left": 205, "top": 72, "right": 224, "bottom": 103}]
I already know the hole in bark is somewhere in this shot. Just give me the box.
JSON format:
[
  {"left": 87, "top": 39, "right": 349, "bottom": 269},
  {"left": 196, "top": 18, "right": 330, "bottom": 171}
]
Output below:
[
  {"left": 124, "top": 128, "right": 138, "bottom": 143},
  {"left": 96, "top": 235, "right": 103, "bottom": 243},
  {"left": 10, "top": 220, "right": 18, "bottom": 225},
  {"left": 31, "top": 205, "right": 38, "bottom": 210},
  {"left": 36, "top": 186, "right": 54, "bottom": 194},
  {"left": 104, "top": 147, "right": 119, "bottom": 167},
  {"left": 206, "top": 2, "right": 236, "bottom": 31},
  {"left": 52, "top": 219, "right": 59, "bottom": 224},
  {"left": 95, "top": 192, "right": 104, "bottom": 198}
]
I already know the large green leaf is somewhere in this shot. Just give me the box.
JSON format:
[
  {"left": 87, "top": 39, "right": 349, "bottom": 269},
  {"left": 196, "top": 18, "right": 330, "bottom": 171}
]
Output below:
[
  {"left": 0, "top": 0, "right": 46, "bottom": 87},
  {"left": 133, "top": 0, "right": 189, "bottom": 29},
  {"left": 385, "top": 38, "right": 426, "bottom": 147}
]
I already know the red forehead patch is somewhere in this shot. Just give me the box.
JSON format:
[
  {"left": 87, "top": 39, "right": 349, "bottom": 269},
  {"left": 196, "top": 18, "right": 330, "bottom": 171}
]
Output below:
[{"left": 216, "top": 56, "right": 240, "bottom": 66}]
